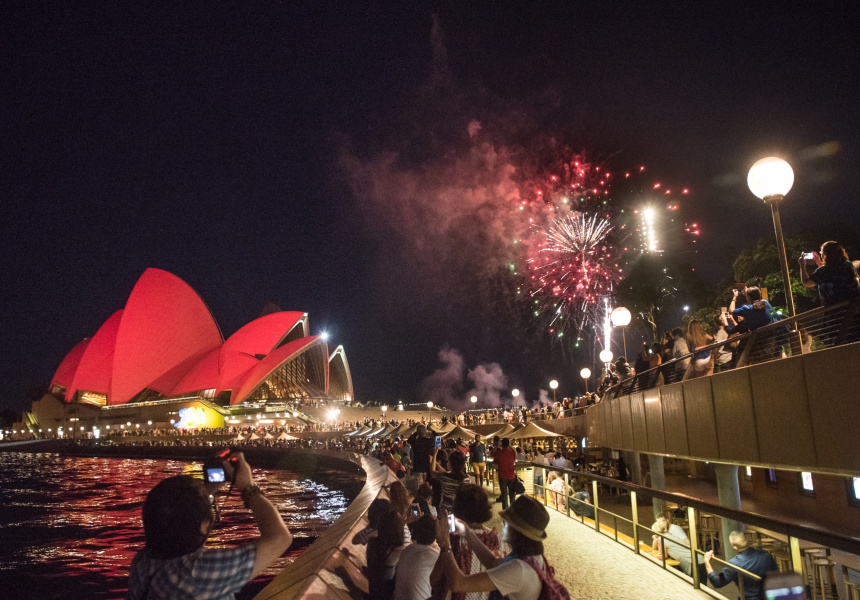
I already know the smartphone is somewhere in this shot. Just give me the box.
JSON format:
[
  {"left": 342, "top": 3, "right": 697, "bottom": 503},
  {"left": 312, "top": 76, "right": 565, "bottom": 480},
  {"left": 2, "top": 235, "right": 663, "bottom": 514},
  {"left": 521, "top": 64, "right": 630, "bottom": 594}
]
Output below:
[
  {"left": 448, "top": 514, "right": 457, "bottom": 533},
  {"left": 206, "top": 467, "right": 226, "bottom": 483},
  {"left": 435, "top": 436, "right": 442, "bottom": 448},
  {"left": 803, "top": 252, "right": 815, "bottom": 260},
  {"left": 764, "top": 572, "right": 806, "bottom": 600}
]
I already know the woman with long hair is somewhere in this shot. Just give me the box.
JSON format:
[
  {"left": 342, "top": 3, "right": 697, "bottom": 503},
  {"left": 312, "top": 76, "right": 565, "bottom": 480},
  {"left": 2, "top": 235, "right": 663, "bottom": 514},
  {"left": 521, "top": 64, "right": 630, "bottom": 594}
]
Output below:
[
  {"left": 449, "top": 484, "right": 501, "bottom": 600},
  {"left": 366, "top": 509, "right": 406, "bottom": 599},
  {"left": 799, "top": 240, "right": 860, "bottom": 306},
  {"left": 686, "top": 320, "right": 714, "bottom": 378}
]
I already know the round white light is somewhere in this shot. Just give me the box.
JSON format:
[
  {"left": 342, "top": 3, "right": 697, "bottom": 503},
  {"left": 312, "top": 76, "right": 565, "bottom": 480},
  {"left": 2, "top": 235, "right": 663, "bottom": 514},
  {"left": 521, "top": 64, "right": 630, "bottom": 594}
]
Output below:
[
  {"left": 381, "top": 405, "right": 388, "bottom": 412},
  {"left": 147, "top": 421, "right": 152, "bottom": 425},
  {"left": 599, "top": 349, "right": 614, "bottom": 363},
  {"left": 511, "top": 389, "right": 520, "bottom": 397},
  {"left": 610, "top": 306, "right": 632, "bottom": 327},
  {"left": 427, "top": 401, "right": 434, "bottom": 408},
  {"left": 549, "top": 380, "right": 558, "bottom": 390},
  {"left": 580, "top": 368, "right": 592, "bottom": 379},
  {"left": 747, "top": 157, "right": 794, "bottom": 200},
  {"left": 470, "top": 395, "right": 478, "bottom": 403}
]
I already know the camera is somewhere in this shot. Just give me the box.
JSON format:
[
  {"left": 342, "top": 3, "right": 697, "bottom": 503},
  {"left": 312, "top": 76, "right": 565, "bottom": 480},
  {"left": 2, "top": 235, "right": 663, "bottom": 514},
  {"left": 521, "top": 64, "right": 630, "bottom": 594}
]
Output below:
[
  {"left": 203, "top": 449, "right": 238, "bottom": 483},
  {"left": 411, "top": 502, "right": 421, "bottom": 518},
  {"left": 448, "top": 514, "right": 457, "bottom": 533}
]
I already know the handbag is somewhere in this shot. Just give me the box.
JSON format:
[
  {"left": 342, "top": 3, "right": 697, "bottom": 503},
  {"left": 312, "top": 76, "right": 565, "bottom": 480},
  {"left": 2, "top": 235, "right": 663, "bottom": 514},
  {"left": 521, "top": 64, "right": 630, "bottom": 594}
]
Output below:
[{"left": 513, "top": 476, "right": 526, "bottom": 495}]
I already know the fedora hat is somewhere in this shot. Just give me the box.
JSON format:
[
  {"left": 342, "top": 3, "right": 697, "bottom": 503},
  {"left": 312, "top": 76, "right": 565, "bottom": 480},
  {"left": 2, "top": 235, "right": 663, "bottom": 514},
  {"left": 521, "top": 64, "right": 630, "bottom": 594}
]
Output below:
[{"left": 499, "top": 495, "right": 549, "bottom": 541}]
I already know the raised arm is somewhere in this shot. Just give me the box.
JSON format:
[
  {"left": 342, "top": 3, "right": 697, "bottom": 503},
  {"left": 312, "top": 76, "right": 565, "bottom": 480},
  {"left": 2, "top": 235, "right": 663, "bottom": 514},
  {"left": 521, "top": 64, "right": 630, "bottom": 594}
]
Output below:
[
  {"left": 798, "top": 254, "right": 816, "bottom": 289},
  {"left": 228, "top": 453, "right": 293, "bottom": 579},
  {"left": 435, "top": 515, "right": 497, "bottom": 594}
]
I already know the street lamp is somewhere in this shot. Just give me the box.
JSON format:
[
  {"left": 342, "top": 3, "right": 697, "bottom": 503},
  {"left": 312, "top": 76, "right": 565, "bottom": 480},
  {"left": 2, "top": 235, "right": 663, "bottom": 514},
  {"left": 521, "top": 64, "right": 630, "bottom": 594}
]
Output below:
[
  {"left": 381, "top": 405, "right": 388, "bottom": 413},
  {"left": 580, "top": 368, "right": 592, "bottom": 393},
  {"left": 549, "top": 380, "right": 558, "bottom": 403},
  {"left": 427, "top": 401, "right": 434, "bottom": 409},
  {"left": 470, "top": 395, "right": 478, "bottom": 405},
  {"left": 511, "top": 388, "right": 520, "bottom": 407},
  {"left": 599, "top": 349, "right": 613, "bottom": 364},
  {"left": 748, "top": 157, "right": 796, "bottom": 316},
  {"left": 610, "top": 306, "right": 632, "bottom": 361}
]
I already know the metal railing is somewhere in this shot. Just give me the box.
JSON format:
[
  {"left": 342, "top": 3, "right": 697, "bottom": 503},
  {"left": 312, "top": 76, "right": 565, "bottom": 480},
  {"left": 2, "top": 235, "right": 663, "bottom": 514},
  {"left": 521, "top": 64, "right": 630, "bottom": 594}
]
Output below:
[
  {"left": 528, "top": 462, "right": 860, "bottom": 600},
  {"left": 601, "top": 301, "right": 860, "bottom": 400}
]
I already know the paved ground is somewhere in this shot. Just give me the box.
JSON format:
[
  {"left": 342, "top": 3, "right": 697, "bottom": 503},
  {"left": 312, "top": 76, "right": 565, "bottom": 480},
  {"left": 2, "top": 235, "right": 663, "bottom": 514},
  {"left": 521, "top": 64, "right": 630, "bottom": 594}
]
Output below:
[{"left": 484, "top": 490, "right": 721, "bottom": 600}]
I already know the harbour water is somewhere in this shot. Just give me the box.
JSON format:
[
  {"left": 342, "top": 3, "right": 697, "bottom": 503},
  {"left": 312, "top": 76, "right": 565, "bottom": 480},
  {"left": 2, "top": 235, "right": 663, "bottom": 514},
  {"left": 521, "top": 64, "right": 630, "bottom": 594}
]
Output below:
[{"left": 0, "top": 452, "right": 359, "bottom": 600}]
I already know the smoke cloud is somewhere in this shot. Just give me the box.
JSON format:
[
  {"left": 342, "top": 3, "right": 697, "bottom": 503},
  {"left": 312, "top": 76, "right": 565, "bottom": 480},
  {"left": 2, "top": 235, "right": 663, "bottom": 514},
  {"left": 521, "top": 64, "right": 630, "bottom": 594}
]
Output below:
[
  {"left": 421, "top": 347, "right": 512, "bottom": 411},
  {"left": 466, "top": 362, "right": 508, "bottom": 408},
  {"left": 421, "top": 346, "right": 465, "bottom": 409}
]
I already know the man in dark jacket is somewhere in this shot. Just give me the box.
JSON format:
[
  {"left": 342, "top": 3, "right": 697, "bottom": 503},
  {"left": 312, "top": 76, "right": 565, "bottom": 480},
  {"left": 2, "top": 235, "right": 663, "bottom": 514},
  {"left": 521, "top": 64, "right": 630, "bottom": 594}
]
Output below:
[{"left": 407, "top": 424, "right": 436, "bottom": 481}]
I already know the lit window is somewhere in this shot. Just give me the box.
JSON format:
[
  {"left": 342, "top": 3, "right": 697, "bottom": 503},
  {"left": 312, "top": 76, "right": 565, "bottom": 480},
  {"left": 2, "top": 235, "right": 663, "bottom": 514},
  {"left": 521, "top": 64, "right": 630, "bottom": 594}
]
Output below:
[
  {"left": 766, "top": 469, "right": 778, "bottom": 488},
  {"left": 846, "top": 477, "right": 860, "bottom": 507},
  {"left": 801, "top": 472, "right": 814, "bottom": 491},
  {"left": 745, "top": 466, "right": 752, "bottom": 479}
]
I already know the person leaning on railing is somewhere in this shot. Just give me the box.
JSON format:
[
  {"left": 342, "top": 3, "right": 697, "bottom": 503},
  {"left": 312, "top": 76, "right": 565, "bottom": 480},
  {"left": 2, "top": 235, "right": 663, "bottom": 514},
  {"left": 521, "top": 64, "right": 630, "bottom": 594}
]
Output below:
[{"left": 705, "top": 530, "right": 777, "bottom": 600}]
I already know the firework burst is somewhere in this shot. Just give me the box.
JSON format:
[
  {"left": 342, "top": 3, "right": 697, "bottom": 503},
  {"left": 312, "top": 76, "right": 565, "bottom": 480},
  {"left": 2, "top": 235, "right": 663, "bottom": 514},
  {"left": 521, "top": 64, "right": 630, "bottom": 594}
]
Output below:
[{"left": 528, "top": 212, "right": 622, "bottom": 334}]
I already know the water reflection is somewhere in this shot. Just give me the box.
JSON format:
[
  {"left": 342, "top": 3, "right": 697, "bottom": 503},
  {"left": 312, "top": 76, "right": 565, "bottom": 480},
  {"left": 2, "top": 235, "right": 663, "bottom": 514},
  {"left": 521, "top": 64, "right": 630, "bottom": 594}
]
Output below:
[{"left": 0, "top": 453, "right": 354, "bottom": 599}]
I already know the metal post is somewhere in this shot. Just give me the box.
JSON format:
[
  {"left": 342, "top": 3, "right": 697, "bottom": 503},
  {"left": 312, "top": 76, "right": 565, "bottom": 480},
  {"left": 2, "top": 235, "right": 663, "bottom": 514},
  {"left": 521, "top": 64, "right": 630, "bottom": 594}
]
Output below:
[
  {"left": 631, "top": 491, "right": 640, "bottom": 555},
  {"left": 592, "top": 480, "right": 600, "bottom": 532},
  {"left": 563, "top": 471, "right": 571, "bottom": 518},
  {"left": 789, "top": 536, "right": 803, "bottom": 576},
  {"left": 688, "top": 505, "right": 701, "bottom": 589},
  {"left": 767, "top": 198, "right": 796, "bottom": 317}
]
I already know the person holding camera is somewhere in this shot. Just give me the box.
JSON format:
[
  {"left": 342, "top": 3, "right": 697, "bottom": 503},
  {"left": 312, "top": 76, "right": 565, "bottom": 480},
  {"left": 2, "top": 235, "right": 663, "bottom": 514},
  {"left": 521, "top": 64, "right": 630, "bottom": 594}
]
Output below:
[
  {"left": 127, "top": 452, "right": 292, "bottom": 600},
  {"left": 799, "top": 241, "right": 860, "bottom": 307}
]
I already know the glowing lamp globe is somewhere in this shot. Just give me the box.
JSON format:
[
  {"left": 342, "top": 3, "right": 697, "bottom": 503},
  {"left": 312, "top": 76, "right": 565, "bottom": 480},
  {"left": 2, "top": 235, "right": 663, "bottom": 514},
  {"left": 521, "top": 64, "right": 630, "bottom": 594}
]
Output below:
[
  {"left": 748, "top": 157, "right": 794, "bottom": 200},
  {"left": 599, "top": 349, "right": 614, "bottom": 363},
  {"left": 427, "top": 401, "right": 434, "bottom": 408},
  {"left": 511, "top": 389, "right": 520, "bottom": 397},
  {"left": 580, "top": 368, "right": 591, "bottom": 379},
  {"left": 549, "top": 380, "right": 559, "bottom": 390},
  {"left": 381, "top": 405, "right": 387, "bottom": 412},
  {"left": 610, "top": 306, "right": 632, "bottom": 327},
  {"left": 470, "top": 395, "right": 478, "bottom": 404}
]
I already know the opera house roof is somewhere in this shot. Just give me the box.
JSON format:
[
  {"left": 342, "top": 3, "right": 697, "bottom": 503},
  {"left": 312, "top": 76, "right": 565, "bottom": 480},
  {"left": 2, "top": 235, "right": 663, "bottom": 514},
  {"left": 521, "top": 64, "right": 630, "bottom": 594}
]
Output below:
[{"left": 50, "top": 268, "right": 352, "bottom": 407}]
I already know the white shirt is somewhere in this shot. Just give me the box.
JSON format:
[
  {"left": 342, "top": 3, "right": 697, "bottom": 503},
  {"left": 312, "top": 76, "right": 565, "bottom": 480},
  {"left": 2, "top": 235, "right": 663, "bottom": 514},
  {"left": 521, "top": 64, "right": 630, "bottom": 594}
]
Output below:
[
  {"left": 393, "top": 543, "right": 440, "bottom": 600},
  {"left": 486, "top": 556, "right": 542, "bottom": 600}
]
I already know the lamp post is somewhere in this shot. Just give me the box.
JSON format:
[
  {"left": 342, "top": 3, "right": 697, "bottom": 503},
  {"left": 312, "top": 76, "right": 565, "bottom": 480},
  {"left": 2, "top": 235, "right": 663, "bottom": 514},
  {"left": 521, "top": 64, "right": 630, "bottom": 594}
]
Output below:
[
  {"left": 580, "top": 368, "right": 592, "bottom": 393},
  {"left": 511, "top": 388, "right": 520, "bottom": 407},
  {"left": 748, "top": 157, "right": 796, "bottom": 317},
  {"left": 611, "top": 306, "right": 632, "bottom": 361},
  {"left": 470, "top": 395, "right": 478, "bottom": 407},
  {"left": 549, "top": 380, "right": 558, "bottom": 403}
]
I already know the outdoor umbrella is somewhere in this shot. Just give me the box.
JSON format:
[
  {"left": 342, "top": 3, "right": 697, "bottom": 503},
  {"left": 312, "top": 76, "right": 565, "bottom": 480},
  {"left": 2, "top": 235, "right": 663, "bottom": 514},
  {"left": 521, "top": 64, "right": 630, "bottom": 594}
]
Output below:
[
  {"left": 442, "top": 425, "right": 480, "bottom": 441},
  {"left": 506, "top": 422, "right": 561, "bottom": 439}
]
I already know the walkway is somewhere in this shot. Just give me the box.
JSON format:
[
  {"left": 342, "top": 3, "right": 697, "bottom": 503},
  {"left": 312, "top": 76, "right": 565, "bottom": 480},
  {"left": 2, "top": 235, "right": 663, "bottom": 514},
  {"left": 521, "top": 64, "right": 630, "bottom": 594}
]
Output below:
[{"left": 483, "top": 491, "right": 716, "bottom": 600}]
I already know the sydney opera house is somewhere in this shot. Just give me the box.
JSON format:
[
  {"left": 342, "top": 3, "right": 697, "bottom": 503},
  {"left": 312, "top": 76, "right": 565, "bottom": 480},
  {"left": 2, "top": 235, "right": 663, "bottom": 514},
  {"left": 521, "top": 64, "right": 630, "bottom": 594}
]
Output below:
[{"left": 18, "top": 268, "right": 353, "bottom": 437}]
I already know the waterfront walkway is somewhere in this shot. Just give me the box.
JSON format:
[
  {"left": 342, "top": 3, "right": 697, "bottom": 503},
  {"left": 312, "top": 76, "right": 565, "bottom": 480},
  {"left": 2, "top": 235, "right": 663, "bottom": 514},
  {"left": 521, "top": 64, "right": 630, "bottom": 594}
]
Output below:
[{"left": 484, "top": 490, "right": 715, "bottom": 600}]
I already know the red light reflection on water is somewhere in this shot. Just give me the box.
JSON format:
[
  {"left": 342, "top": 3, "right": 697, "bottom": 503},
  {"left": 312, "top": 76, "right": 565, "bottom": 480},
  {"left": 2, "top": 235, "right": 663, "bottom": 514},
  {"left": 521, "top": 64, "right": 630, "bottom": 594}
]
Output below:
[{"left": 0, "top": 453, "right": 351, "bottom": 600}]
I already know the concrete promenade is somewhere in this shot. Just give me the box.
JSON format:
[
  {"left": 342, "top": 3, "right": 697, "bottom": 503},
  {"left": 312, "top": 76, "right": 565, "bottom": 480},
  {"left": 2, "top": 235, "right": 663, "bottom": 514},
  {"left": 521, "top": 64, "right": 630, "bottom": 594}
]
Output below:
[{"left": 484, "top": 493, "right": 716, "bottom": 600}]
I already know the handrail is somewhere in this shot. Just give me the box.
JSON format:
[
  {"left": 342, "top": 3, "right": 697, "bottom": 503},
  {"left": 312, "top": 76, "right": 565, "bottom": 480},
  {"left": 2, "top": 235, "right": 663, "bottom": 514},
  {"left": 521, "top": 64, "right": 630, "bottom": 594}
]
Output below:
[
  {"left": 599, "top": 300, "right": 860, "bottom": 401},
  {"left": 527, "top": 461, "right": 860, "bottom": 599},
  {"left": 530, "top": 462, "right": 860, "bottom": 556}
]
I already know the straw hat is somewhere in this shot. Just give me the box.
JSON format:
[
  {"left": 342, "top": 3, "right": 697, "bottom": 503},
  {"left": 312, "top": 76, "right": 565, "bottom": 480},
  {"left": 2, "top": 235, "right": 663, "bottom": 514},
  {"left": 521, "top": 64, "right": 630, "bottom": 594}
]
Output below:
[{"left": 499, "top": 495, "right": 549, "bottom": 541}]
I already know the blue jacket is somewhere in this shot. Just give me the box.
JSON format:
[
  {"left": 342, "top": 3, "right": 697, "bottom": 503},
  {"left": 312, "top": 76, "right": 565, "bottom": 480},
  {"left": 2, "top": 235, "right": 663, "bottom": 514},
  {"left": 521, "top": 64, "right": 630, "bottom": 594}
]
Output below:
[{"left": 708, "top": 547, "right": 778, "bottom": 600}]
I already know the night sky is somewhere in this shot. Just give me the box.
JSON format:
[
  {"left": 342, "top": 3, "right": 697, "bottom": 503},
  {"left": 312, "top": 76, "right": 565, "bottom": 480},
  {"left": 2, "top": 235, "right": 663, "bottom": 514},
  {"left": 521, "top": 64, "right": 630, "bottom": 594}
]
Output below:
[{"left": 2, "top": 3, "right": 858, "bottom": 413}]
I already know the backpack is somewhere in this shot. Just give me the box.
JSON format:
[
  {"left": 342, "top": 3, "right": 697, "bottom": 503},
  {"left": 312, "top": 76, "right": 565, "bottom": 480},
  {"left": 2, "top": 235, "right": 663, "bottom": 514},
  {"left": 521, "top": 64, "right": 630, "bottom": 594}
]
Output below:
[
  {"left": 488, "top": 554, "right": 571, "bottom": 600},
  {"left": 521, "top": 555, "right": 571, "bottom": 600}
]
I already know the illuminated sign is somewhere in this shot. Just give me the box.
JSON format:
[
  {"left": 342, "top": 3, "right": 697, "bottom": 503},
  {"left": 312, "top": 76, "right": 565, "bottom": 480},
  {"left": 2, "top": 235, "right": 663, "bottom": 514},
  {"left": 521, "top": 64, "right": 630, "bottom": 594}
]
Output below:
[{"left": 175, "top": 406, "right": 207, "bottom": 429}]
